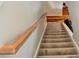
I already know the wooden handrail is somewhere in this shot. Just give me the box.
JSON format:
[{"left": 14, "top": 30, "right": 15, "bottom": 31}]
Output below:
[{"left": 0, "top": 13, "right": 47, "bottom": 55}]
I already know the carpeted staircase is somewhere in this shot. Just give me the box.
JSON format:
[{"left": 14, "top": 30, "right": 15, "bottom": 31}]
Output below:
[{"left": 37, "top": 22, "right": 79, "bottom": 58}]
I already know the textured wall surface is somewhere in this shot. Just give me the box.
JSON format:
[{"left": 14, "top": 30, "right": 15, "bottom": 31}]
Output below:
[
  {"left": 44, "top": 1, "right": 63, "bottom": 16},
  {"left": 0, "top": 1, "right": 46, "bottom": 57},
  {"left": 67, "top": 2, "right": 79, "bottom": 46},
  {"left": 0, "top": 1, "right": 43, "bottom": 46}
]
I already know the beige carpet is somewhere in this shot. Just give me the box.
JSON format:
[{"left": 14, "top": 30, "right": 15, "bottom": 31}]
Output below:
[{"left": 37, "top": 22, "right": 79, "bottom": 58}]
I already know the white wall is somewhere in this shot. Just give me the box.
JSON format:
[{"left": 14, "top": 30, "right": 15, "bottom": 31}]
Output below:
[
  {"left": 48, "top": 1, "right": 63, "bottom": 16},
  {"left": 67, "top": 2, "right": 79, "bottom": 46},
  {"left": 0, "top": 1, "right": 47, "bottom": 57},
  {"left": 44, "top": 1, "right": 63, "bottom": 16},
  {"left": 0, "top": 1, "right": 43, "bottom": 46},
  {"left": 48, "top": 1, "right": 63, "bottom": 9}
]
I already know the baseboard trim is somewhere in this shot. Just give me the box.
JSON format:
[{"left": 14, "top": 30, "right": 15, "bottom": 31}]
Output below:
[
  {"left": 34, "top": 22, "right": 47, "bottom": 58},
  {"left": 62, "top": 22, "right": 79, "bottom": 53}
]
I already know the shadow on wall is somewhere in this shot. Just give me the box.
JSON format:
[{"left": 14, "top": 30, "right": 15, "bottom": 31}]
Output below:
[{"left": 64, "top": 19, "right": 73, "bottom": 32}]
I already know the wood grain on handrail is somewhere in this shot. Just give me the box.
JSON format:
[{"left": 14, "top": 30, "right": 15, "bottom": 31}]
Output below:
[{"left": 0, "top": 13, "right": 47, "bottom": 55}]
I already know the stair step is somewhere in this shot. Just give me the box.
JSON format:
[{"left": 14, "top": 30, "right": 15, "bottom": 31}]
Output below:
[
  {"left": 45, "top": 31, "right": 66, "bottom": 34},
  {"left": 46, "top": 28, "right": 65, "bottom": 30},
  {"left": 46, "top": 26, "right": 65, "bottom": 28},
  {"left": 44, "top": 32, "right": 67, "bottom": 35},
  {"left": 43, "top": 37, "right": 70, "bottom": 39},
  {"left": 45, "top": 30, "right": 66, "bottom": 33},
  {"left": 38, "top": 48, "right": 77, "bottom": 56},
  {"left": 46, "top": 26, "right": 65, "bottom": 31},
  {"left": 40, "top": 42, "right": 74, "bottom": 48},
  {"left": 45, "top": 32, "right": 67, "bottom": 35},
  {"left": 43, "top": 35, "right": 69, "bottom": 38},
  {"left": 38, "top": 55, "right": 79, "bottom": 58},
  {"left": 45, "top": 31, "right": 67, "bottom": 33},
  {"left": 45, "top": 29, "right": 66, "bottom": 31},
  {"left": 46, "top": 28, "right": 65, "bottom": 31},
  {"left": 42, "top": 38, "right": 72, "bottom": 43}
]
